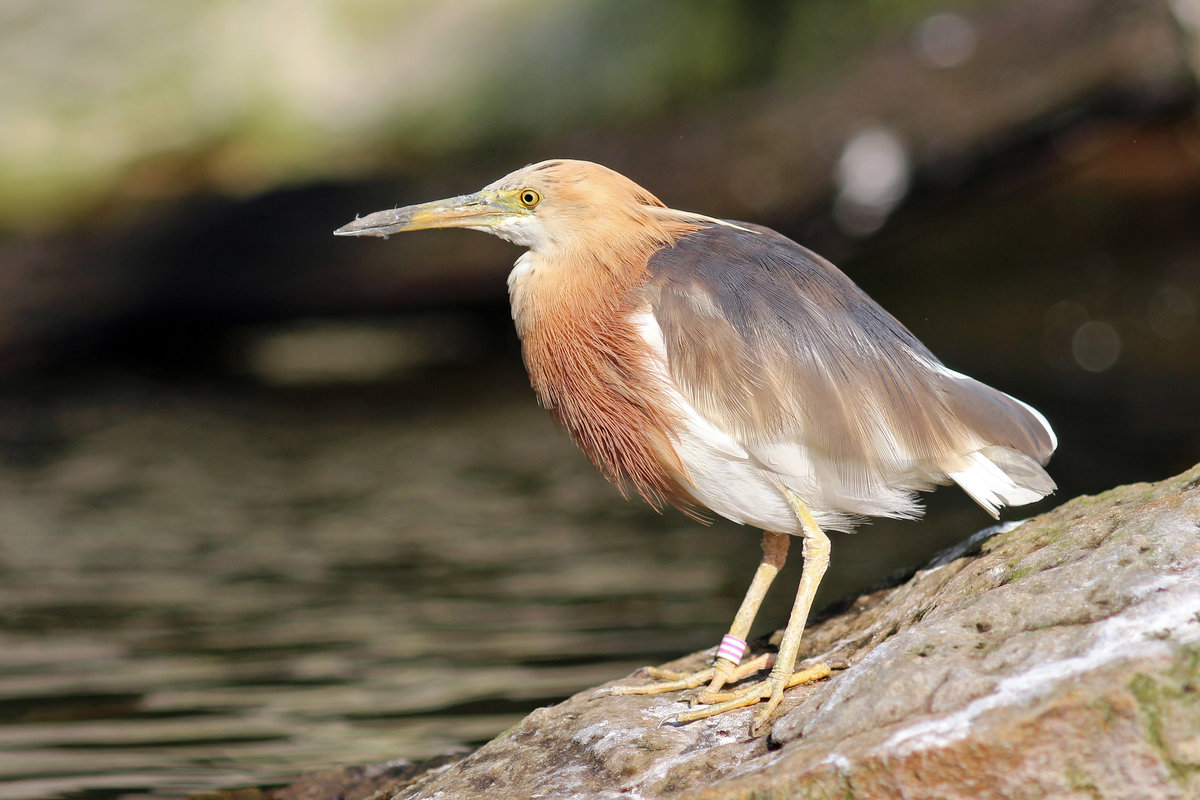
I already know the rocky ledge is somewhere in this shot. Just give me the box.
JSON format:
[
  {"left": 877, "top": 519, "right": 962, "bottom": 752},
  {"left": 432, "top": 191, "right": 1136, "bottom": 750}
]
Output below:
[{"left": 262, "top": 464, "right": 1200, "bottom": 800}]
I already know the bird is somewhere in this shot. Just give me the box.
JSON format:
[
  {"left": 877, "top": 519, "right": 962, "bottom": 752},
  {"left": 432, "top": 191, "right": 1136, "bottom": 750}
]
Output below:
[{"left": 334, "top": 159, "right": 1056, "bottom": 735}]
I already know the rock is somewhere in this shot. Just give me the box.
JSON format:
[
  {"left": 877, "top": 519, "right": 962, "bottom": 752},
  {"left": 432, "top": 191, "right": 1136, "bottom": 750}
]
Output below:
[{"left": 268, "top": 464, "right": 1200, "bottom": 800}]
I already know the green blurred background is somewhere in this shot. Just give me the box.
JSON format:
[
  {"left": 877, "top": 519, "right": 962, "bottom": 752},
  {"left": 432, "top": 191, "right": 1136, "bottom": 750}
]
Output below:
[{"left": 1, "top": 1, "right": 1198, "bottom": 797}]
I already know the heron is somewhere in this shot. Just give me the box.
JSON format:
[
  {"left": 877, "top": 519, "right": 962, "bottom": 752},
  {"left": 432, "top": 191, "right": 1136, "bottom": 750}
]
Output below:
[{"left": 335, "top": 159, "right": 1056, "bottom": 734}]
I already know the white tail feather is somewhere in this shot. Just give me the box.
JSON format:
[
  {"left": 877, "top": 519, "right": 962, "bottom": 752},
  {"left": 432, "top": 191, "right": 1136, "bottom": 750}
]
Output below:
[{"left": 950, "top": 448, "right": 1056, "bottom": 517}]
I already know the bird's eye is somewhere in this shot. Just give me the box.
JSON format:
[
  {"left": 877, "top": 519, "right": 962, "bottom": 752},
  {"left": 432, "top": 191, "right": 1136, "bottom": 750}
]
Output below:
[{"left": 518, "top": 188, "right": 542, "bottom": 208}]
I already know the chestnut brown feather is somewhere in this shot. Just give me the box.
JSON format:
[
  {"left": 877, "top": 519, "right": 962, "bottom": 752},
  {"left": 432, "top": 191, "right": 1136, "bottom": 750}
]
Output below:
[{"left": 502, "top": 164, "right": 704, "bottom": 513}]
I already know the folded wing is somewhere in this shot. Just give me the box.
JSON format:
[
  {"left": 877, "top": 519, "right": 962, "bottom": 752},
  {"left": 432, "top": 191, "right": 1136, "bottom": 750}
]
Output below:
[{"left": 641, "top": 220, "right": 1055, "bottom": 529}]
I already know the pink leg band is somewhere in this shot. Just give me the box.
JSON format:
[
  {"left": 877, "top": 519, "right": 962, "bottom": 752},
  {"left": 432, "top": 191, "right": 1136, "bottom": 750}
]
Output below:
[{"left": 716, "top": 634, "right": 748, "bottom": 664}]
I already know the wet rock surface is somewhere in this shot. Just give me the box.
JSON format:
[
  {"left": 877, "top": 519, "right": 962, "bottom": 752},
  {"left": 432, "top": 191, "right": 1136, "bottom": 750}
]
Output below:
[{"left": 269, "top": 463, "right": 1200, "bottom": 799}]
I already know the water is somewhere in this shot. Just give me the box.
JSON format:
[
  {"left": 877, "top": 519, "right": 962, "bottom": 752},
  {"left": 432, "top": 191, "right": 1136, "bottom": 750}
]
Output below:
[{"left": 0, "top": 365, "right": 982, "bottom": 799}]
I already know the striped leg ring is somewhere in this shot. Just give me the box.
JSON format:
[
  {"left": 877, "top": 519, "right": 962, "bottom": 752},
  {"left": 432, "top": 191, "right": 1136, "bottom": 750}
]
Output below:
[{"left": 716, "top": 634, "right": 748, "bottom": 664}]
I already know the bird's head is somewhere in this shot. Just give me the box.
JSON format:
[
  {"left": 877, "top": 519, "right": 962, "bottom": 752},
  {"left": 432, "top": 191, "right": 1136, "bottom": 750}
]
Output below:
[{"left": 335, "top": 160, "right": 669, "bottom": 253}]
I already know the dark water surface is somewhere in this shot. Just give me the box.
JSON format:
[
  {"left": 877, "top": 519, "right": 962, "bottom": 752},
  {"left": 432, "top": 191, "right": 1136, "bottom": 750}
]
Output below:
[{"left": 0, "top": 365, "right": 992, "bottom": 800}]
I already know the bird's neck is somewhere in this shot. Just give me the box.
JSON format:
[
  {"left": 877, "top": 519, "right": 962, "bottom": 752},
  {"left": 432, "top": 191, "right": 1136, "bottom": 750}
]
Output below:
[
  {"left": 505, "top": 218, "right": 698, "bottom": 512},
  {"left": 507, "top": 236, "right": 659, "bottom": 407},
  {"left": 508, "top": 212, "right": 696, "bottom": 336}
]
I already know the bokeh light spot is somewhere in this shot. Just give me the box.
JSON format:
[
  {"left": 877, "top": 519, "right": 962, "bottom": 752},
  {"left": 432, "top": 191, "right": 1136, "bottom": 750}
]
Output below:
[
  {"left": 833, "top": 126, "right": 910, "bottom": 237},
  {"left": 1146, "top": 283, "right": 1196, "bottom": 339},
  {"left": 913, "top": 13, "right": 978, "bottom": 69},
  {"left": 1072, "top": 320, "right": 1121, "bottom": 372}
]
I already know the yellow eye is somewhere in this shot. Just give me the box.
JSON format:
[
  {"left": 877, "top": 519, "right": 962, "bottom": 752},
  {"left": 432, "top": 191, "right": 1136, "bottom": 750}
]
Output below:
[{"left": 518, "top": 188, "right": 542, "bottom": 208}]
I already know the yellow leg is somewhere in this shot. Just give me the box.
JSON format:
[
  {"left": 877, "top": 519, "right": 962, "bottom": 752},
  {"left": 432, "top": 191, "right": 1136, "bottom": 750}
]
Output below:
[
  {"left": 664, "top": 493, "right": 831, "bottom": 734},
  {"left": 750, "top": 494, "right": 829, "bottom": 734},
  {"left": 596, "top": 531, "right": 788, "bottom": 699},
  {"left": 705, "top": 531, "right": 788, "bottom": 694}
]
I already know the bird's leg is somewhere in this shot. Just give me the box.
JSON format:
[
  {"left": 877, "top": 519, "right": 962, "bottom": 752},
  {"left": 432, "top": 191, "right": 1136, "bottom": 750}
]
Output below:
[
  {"left": 666, "top": 493, "right": 831, "bottom": 733},
  {"left": 696, "top": 531, "right": 788, "bottom": 697},
  {"left": 748, "top": 495, "right": 830, "bottom": 733},
  {"left": 596, "top": 531, "right": 788, "bottom": 698}
]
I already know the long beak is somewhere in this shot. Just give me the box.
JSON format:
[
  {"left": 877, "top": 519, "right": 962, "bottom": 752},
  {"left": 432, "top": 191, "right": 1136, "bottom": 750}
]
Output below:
[{"left": 333, "top": 192, "right": 513, "bottom": 238}]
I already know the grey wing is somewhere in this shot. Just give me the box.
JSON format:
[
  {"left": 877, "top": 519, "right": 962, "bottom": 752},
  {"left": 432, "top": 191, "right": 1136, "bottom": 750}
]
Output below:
[{"left": 644, "top": 222, "right": 1055, "bottom": 523}]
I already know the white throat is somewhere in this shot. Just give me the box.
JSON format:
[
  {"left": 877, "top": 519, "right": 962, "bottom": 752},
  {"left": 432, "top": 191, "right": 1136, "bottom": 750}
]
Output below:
[{"left": 482, "top": 215, "right": 547, "bottom": 249}]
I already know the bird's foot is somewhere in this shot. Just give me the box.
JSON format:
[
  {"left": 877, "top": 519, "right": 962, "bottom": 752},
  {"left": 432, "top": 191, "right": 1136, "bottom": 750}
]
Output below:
[
  {"left": 592, "top": 653, "right": 774, "bottom": 699},
  {"left": 592, "top": 666, "right": 714, "bottom": 698},
  {"left": 662, "top": 661, "right": 832, "bottom": 734},
  {"left": 638, "top": 665, "right": 697, "bottom": 681}
]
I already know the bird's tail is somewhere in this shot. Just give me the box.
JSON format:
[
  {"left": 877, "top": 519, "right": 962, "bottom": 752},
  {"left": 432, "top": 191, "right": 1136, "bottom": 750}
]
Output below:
[
  {"left": 938, "top": 370, "right": 1057, "bottom": 517},
  {"left": 949, "top": 446, "right": 1056, "bottom": 517}
]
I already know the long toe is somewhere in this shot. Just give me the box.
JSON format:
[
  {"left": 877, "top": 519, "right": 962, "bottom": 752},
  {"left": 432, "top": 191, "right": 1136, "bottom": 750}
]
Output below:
[
  {"left": 696, "top": 652, "right": 775, "bottom": 703},
  {"left": 667, "top": 661, "right": 832, "bottom": 728},
  {"left": 786, "top": 661, "right": 832, "bottom": 688},
  {"left": 600, "top": 666, "right": 715, "bottom": 697},
  {"left": 750, "top": 680, "right": 788, "bottom": 737},
  {"left": 667, "top": 681, "right": 774, "bottom": 724},
  {"left": 642, "top": 666, "right": 689, "bottom": 680}
]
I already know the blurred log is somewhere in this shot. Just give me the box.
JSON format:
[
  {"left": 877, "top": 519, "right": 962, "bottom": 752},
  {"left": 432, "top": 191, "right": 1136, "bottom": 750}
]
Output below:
[
  {"left": 0, "top": 0, "right": 1196, "bottom": 373},
  {"left": 623, "top": 0, "right": 1198, "bottom": 222}
]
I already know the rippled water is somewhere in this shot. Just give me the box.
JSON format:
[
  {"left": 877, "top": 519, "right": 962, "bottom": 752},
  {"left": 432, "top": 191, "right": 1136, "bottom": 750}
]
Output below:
[{"left": 0, "top": 364, "right": 1034, "bottom": 799}]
